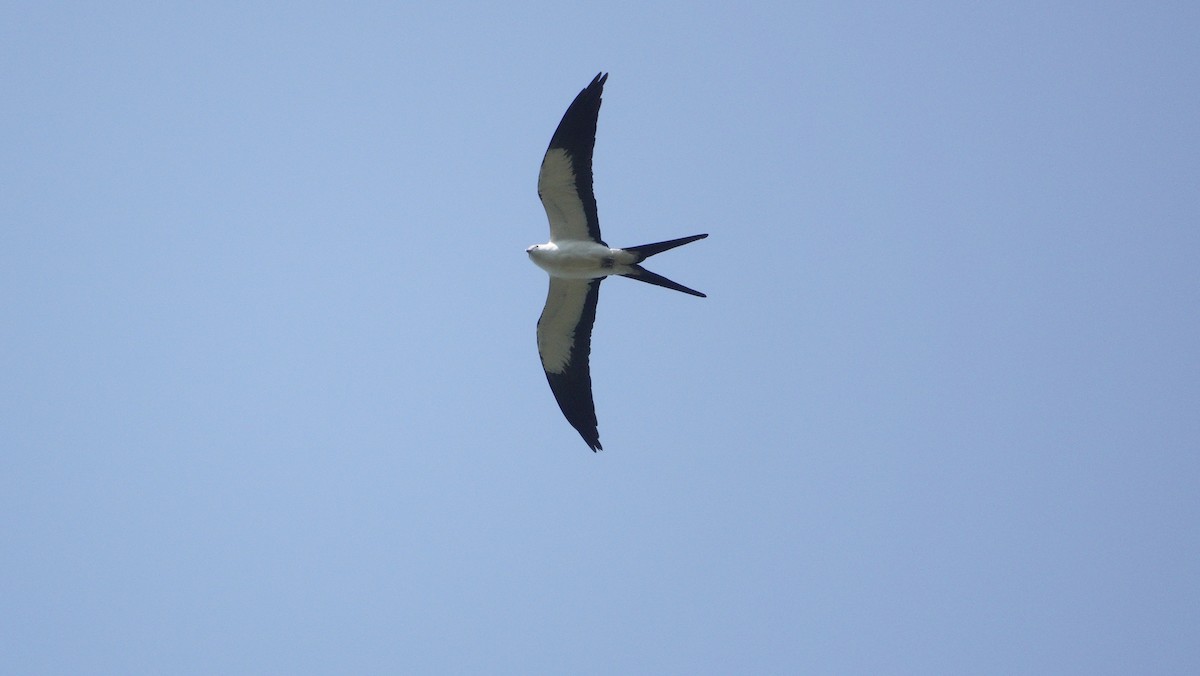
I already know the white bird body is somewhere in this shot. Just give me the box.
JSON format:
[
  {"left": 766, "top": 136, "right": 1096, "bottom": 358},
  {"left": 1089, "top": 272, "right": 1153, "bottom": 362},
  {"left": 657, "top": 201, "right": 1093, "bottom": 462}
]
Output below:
[{"left": 526, "top": 241, "right": 635, "bottom": 279}]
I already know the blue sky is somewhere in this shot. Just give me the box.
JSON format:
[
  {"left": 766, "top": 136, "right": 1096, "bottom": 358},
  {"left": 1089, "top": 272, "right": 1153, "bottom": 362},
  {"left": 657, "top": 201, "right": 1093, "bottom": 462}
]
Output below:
[{"left": 3, "top": 2, "right": 1198, "bottom": 674}]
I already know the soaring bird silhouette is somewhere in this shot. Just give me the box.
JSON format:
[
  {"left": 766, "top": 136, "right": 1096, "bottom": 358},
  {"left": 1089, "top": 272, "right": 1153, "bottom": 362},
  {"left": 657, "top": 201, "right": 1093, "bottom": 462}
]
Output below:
[{"left": 527, "top": 73, "right": 707, "bottom": 451}]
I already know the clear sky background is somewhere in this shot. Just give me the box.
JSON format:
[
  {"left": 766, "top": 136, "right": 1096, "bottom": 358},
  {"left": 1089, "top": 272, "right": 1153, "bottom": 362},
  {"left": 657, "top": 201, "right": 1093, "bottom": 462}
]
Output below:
[{"left": 3, "top": 2, "right": 1198, "bottom": 674}]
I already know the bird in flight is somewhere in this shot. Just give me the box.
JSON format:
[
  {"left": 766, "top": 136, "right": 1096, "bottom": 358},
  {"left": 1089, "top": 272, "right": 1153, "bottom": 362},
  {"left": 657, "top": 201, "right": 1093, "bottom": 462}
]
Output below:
[{"left": 528, "top": 72, "right": 708, "bottom": 451}]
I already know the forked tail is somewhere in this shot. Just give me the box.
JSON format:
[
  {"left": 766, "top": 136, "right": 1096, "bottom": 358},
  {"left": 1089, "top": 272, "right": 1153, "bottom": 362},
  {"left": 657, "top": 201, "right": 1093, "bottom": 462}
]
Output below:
[{"left": 618, "top": 233, "right": 708, "bottom": 297}]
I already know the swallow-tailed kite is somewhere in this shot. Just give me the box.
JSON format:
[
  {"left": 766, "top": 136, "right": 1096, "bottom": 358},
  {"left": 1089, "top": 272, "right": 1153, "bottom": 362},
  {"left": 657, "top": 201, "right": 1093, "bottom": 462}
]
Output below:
[{"left": 527, "top": 72, "right": 707, "bottom": 451}]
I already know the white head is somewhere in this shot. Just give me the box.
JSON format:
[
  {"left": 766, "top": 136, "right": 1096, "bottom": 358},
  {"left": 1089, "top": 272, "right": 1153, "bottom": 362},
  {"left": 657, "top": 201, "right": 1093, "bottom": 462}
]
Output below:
[{"left": 526, "top": 242, "right": 556, "bottom": 259}]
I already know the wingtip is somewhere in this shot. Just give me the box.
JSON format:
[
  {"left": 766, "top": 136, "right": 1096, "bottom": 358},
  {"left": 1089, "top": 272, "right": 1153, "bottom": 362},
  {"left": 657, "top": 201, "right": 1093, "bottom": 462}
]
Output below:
[{"left": 575, "top": 423, "right": 601, "bottom": 451}]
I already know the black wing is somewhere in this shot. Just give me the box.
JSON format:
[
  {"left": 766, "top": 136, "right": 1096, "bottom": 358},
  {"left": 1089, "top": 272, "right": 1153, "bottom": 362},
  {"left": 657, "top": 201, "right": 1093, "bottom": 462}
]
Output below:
[
  {"left": 537, "top": 72, "right": 608, "bottom": 245},
  {"left": 536, "top": 277, "right": 603, "bottom": 451}
]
